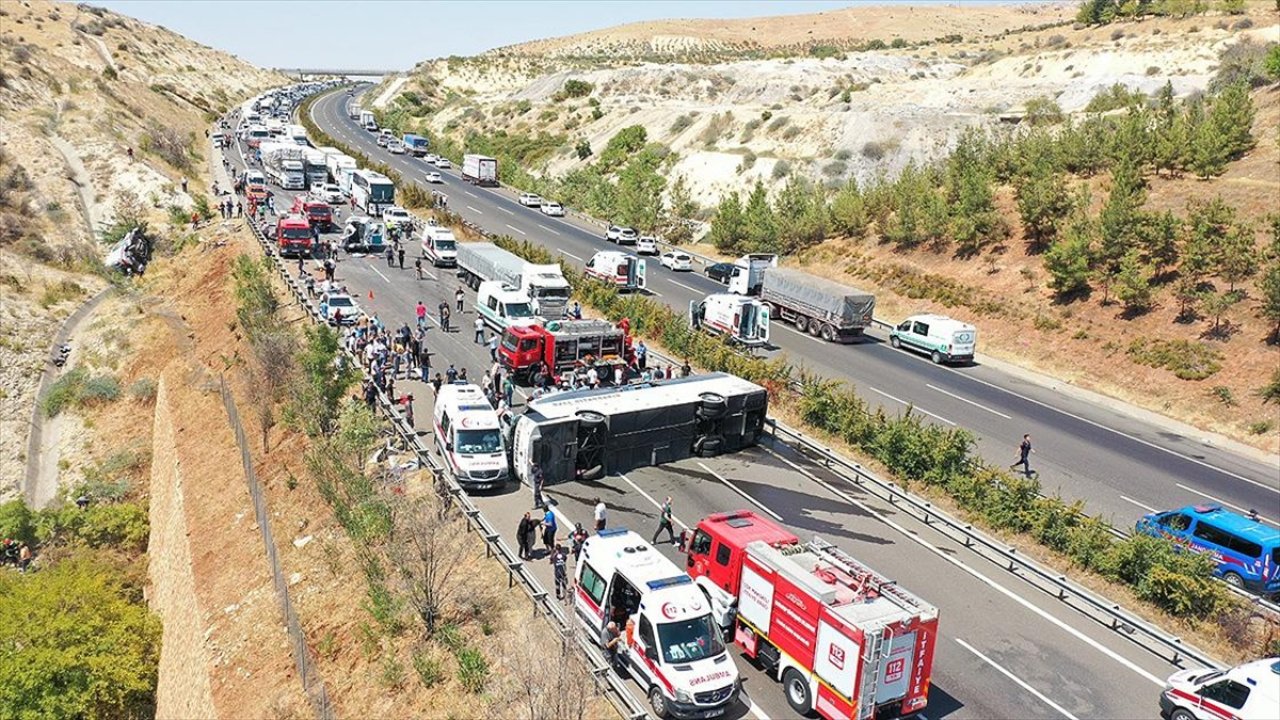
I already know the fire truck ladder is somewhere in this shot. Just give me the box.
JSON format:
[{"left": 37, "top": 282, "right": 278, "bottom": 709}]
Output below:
[
  {"left": 856, "top": 625, "right": 889, "bottom": 720},
  {"left": 808, "top": 537, "right": 934, "bottom": 615}
]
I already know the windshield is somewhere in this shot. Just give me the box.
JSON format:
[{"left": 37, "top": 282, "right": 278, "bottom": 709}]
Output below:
[
  {"left": 307, "top": 207, "right": 329, "bottom": 217},
  {"left": 504, "top": 302, "right": 534, "bottom": 318},
  {"left": 535, "top": 287, "right": 570, "bottom": 300},
  {"left": 370, "top": 183, "right": 395, "bottom": 203},
  {"left": 327, "top": 297, "right": 354, "bottom": 309},
  {"left": 456, "top": 428, "right": 502, "bottom": 454},
  {"left": 435, "top": 238, "right": 456, "bottom": 251},
  {"left": 281, "top": 227, "right": 312, "bottom": 240},
  {"left": 657, "top": 615, "right": 724, "bottom": 664}
]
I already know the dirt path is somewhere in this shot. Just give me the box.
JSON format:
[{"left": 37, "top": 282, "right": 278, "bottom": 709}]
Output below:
[{"left": 48, "top": 118, "right": 102, "bottom": 240}]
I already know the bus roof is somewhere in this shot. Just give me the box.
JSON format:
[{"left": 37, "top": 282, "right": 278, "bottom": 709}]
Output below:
[{"left": 524, "top": 372, "right": 764, "bottom": 422}]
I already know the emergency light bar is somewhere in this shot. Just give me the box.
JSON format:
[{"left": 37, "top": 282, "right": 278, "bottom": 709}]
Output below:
[
  {"left": 457, "top": 404, "right": 493, "bottom": 412},
  {"left": 647, "top": 576, "right": 693, "bottom": 590},
  {"left": 597, "top": 528, "right": 629, "bottom": 538}
]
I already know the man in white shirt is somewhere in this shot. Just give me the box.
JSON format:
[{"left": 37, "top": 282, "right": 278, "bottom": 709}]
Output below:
[
  {"left": 586, "top": 366, "right": 598, "bottom": 388},
  {"left": 594, "top": 498, "right": 607, "bottom": 532}
]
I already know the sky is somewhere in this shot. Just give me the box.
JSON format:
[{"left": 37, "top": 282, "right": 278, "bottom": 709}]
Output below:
[{"left": 95, "top": 0, "right": 965, "bottom": 70}]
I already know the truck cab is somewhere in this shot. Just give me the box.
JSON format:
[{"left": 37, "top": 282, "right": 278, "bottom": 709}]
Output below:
[
  {"left": 522, "top": 265, "right": 571, "bottom": 319},
  {"left": 420, "top": 226, "right": 457, "bottom": 267},
  {"left": 689, "top": 294, "right": 770, "bottom": 347},
  {"left": 727, "top": 254, "right": 777, "bottom": 296},
  {"left": 291, "top": 197, "right": 333, "bottom": 231},
  {"left": 585, "top": 251, "right": 646, "bottom": 292},
  {"left": 275, "top": 214, "right": 314, "bottom": 258},
  {"left": 576, "top": 529, "right": 741, "bottom": 719},
  {"left": 433, "top": 383, "right": 509, "bottom": 490},
  {"left": 477, "top": 281, "right": 539, "bottom": 333},
  {"left": 244, "top": 170, "right": 268, "bottom": 203}
]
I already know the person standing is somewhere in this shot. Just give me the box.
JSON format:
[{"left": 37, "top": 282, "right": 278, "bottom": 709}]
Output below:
[
  {"left": 487, "top": 333, "right": 499, "bottom": 362},
  {"left": 652, "top": 496, "right": 675, "bottom": 545},
  {"left": 415, "top": 257, "right": 424, "bottom": 280},
  {"left": 571, "top": 522, "right": 589, "bottom": 560},
  {"left": 398, "top": 246, "right": 406, "bottom": 269},
  {"left": 541, "top": 504, "right": 557, "bottom": 553},
  {"left": 474, "top": 317, "right": 485, "bottom": 344},
  {"left": 385, "top": 245, "right": 395, "bottom": 267},
  {"left": 531, "top": 464, "right": 545, "bottom": 509},
  {"left": 438, "top": 301, "right": 450, "bottom": 331},
  {"left": 516, "top": 512, "right": 535, "bottom": 560},
  {"left": 571, "top": 302, "right": 582, "bottom": 320},
  {"left": 502, "top": 375, "right": 514, "bottom": 408},
  {"left": 635, "top": 340, "right": 648, "bottom": 371},
  {"left": 594, "top": 498, "right": 607, "bottom": 532},
  {"left": 455, "top": 287, "right": 464, "bottom": 313},
  {"left": 416, "top": 301, "right": 427, "bottom": 330},
  {"left": 1010, "top": 434, "right": 1036, "bottom": 477},
  {"left": 551, "top": 544, "right": 569, "bottom": 601},
  {"left": 446, "top": 363, "right": 458, "bottom": 383}
]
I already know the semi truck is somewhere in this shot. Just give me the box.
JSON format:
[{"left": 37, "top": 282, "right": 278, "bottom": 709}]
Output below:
[
  {"left": 753, "top": 268, "right": 875, "bottom": 343},
  {"left": 684, "top": 510, "right": 940, "bottom": 720},
  {"left": 402, "top": 134, "right": 430, "bottom": 157},
  {"left": 726, "top": 254, "right": 778, "bottom": 296},
  {"left": 574, "top": 529, "right": 742, "bottom": 720},
  {"left": 462, "top": 154, "right": 498, "bottom": 186},
  {"left": 302, "top": 148, "right": 329, "bottom": 188},
  {"left": 689, "top": 294, "right": 770, "bottom": 347},
  {"left": 359, "top": 110, "right": 377, "bottom": 131},
  {"left": 455, "top": 242, "right": 570, "bottom": 319},
  {"left": 498, "top": 318, "right": 630, "bottom": 384},
  {"left": 260, "top": 142, "right": 306, "bottom": 190},
  {"left": 509, "top": 372, "right": 768, "bottom": 485}
]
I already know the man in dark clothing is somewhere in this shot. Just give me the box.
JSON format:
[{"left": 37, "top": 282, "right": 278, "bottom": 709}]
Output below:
[
  {"left": 385, "top": 245, "right": 395, "bottom": 267},
  {"left": 438, "top": 301, "right": 450, "bottom": 331},
  {"left": 603, "top": 622, "right": 623, "bottom": 672},
  {"left": 398, "top": 247, "right": 405, "bottom": 269},
  {"left": 653, "top": 496, "right": 676, "bottom": 544},
  {"left": 446, "top": 364, "right": 458, "bottom": 383},
  {"left": 516, "top": 512, "right": 535, "bottom": 560},
  {"left": 680, "top": 360, "right": 692, "bottom": 378},
  {"left": 1010, "top": 434, "right": 1036, "bottom": 477},
  {"left": 415, "top": 257, "right": 424, "bottom": 280},
  {"left": 551, "top": 544, "right": 569, "bottom": 600}
]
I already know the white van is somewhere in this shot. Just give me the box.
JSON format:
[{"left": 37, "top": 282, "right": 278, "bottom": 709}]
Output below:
[
  {"left": 1160, "top": 658, "right": 1279, "bottom": 720},
  {"left": 476, "top": 281, "right": 538, "bottom": 333},
  {"left": 889, "top": 313, "right": 976, "bottom": 365},
  {"left": 433, "top": 383, "right": 508, "bottom": 490},
  {"left": 420, "top": 225, "right": 457, "bottom": 267}
]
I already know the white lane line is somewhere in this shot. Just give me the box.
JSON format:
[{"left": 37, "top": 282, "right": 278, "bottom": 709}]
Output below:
[
  {"left": 776, "top": 323, "right": 824, "bottom": 344},
  {"left": 463, "top": 189, "right": 477, "bottom": 198},
  {"left": 505, "top": 224, "right": 527, "bottom": 236},
  {"left": 539, "top": 224, "right": 562, "bottom": 236},
  {"left": 498, "top": 206, "right": 515, "bottom": 215},
  {"left": 761, "top": 445, "right": 1167, "bottom": 688},
  {"left": 1119, "top": 495, "right": 1158, "bottom": 513},
  {"left": 1174, "top": 483, "right": 1276, "bottom": 526},
  {"left": 558, "top": 249, "right": 583, "bottom": 262},
  {"left": 868, "top": 387, "right": 956, "bottom": 426},
  {"left": 369, "top": 266, "right": 391, "bottom": 284},
  {"left": 955, "top": 638, "right": 1080, "bottom": 720},
  {"left": 696, "top": 462, "right": 783, "bottom": 521},
  {"left": 419, "top": 269, "right": 438, "bottom": 280},
  {"left": 747, "top": 699, "right": 773, "bottom": 720},
  {"left": 616, "top": 473, "right": 690, "bottom": 532},
  {"left": 466, "top": 205, "right": 483, "bottom": 215},
  {"left": 927, "top": 383, "right": 1012, "bottom": 420},
  {"left": 669, "top": 280, "right": 701, "bottom": 293},
  {"left": 643, "top": 288, "right": 662, "bottom": 298}
]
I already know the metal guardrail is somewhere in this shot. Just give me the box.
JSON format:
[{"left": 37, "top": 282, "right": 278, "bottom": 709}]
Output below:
[{"left": 239, "top": 195, "right": 649, "bottom": 720}]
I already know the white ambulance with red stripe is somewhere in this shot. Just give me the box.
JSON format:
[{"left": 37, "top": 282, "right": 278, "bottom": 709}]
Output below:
[
  {"left": 1160, "top": 658, "right": 1279, "bottom": 720},
  {"left": 684, "top": 511, "right": 939, "bottom": 720},
  {"left": 689, "top": 293, "right": 770, "bottom": 347},
  {"left": 574, "top": 528, "right": 741, "bottom": 719},
  {"left": 432, "top": 383, "right": 508, "bottom": 490}
]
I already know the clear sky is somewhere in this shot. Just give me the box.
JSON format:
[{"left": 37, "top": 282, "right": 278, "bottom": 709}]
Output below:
[{"left": 95, "top": 1, "right": 930, "bottom": 70}]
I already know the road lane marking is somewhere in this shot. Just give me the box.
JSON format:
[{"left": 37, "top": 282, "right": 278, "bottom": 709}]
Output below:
[
  {"left": 747, "top": 699, "right": 772, "bottom": 720},
  {"left": 1119, "top": 495, "right": 1157, "bottom": 513},
  {"left": 696, "top": 462, "right": 783, "bottom": 521},
  {"left": 643, "top": 288, "right": 662, "bottom": 297},
  {"left": 760, "top": 445, "right": 1167, "bottom": 688},
  {"left": 1174, "top": 483, "right": 1276, "bottom": 526},
  {"left": 775, "top": 323, "right": 824, "bottom": 344},
  {"left": 927, "top": 383, "right": 1012, "bottom": 419},
  {"left": 616, "top": 473, "right": 690, "bottom": 532},
  {"left": 868, "top": 387, "right": 956, "bottom": 426},
  {"left": 369, "top": 266, "right": 391, "bottom": 284},
  {"left": 669, "top": 280, "right": 700, "bottom": 293},
  {"left": 463, "top": 189, "right": 477, "bottom": 198},
  {"left": 499, "top": 206, "right": 514, "bottom": 215},
  {"left": 955, "top": 638, "right": 1080, "bottom": 720},
  {"left": 538, "top": 224, "right": 562, "bottom": 236},
  {"left": 505, "top": 224, "right": 527, "bottom": 236},
  {"left": 558, "top": 249, "right": 583, "bottom": 262},
  {"left": 466, "top": 205, "right": 483, "bottom": 215}
]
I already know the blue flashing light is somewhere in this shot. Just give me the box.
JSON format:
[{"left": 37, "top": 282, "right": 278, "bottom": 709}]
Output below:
[
  {"left": 597, "top": 527, "right": 629, "bottom": 538},
  {"left": 647, "top": 575, "right": 693, "bottom": 591}
]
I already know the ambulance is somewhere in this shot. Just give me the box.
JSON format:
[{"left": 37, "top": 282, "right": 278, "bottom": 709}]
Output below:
[
  {"left": 1160, "top": 658, "right": 1279, "bottom": 720},
  {"left": 432, "top": 383, "right": 508, "bottom": 490},
  {"left": 584, "top": 250, "right": 646, "bottom": 292},
  {"left": 689, "top": 293, "right": 770, "bottom": 347},
  {"left": 575, "top": 528, "right": 741, "bottom": 719}
]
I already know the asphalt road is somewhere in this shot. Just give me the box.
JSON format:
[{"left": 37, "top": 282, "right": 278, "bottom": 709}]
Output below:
[
  {"left": 224, "top": 113, "right": 1212, "bottom": 720},
  {"left": 313, "top": 88, "right": 1279, "bottom": 539}
]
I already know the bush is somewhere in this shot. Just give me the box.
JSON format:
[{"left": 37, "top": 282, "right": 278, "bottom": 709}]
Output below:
[
  {"left": 39, "top": 279, "right": 85, "bottom": 307},
  {"left": 560, "top": 79, "right": 593, "bottom": 99},
  {"left": 669, "top": 114, "right": 694, "bottom": 134},
  {"left": 1127, "top": 338, "right": 1223, "bottom": 380},
  {"left": 771, "top": 160, "right": 791, "bottom": 179},
  {"left": 43, "top": 368, "right": 88, "bottom": 417},
  {"left": 455, "top": 646, "right": 489, "bottom": 693}
]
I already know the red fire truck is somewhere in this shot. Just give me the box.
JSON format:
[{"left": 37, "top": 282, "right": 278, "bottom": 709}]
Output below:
[
  {"left": 498, "top": 318, "right": 631, "bottom": 383},
  {"left": 291, "top": 196, "right": 334, "bottom": 231},
  {"left": 275, "top": 214, "right": 314, "bottom": 258},
  {"left": 684, "top": 511, "right": 939, "bottom": 720}
]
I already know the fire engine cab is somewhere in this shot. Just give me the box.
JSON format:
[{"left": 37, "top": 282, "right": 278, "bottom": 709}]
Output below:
[
  {"left": 499, "top": 318, "right": 630, "bottom": 383},
  {"left": 575, "top": 528, "right": 741, "bottom": 719},
  {"left": 685, "top": 511, "right": 939, "bottom": 720},
  {"left": 689, "top": 294, "right": 770, "bottom": 347}
]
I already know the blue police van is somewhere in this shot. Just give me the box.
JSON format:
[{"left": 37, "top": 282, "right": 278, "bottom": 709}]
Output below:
[{"left": 1136, "top": 504, "right": 1280, "bottom": 597}]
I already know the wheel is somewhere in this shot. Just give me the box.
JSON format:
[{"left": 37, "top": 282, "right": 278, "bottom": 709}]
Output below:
[
  {"left": 782, "top": 668, "right": 812, "bottom": 716},
  {"left": 820, "top": 324, "right": 835, "bottom": 342},
  {"left": 794, "top": 315, "right": 808, "bottom": 333},
  {"left": 807, "top": 318, "right": 822, "bottom": 337},
  {"left": 695, "top": 435, "right": 724, "bottom": 457},
  {"left": 648, "top": 686, "right": 670, "bottom": 719},
  {"left": 1222, "top": 571, "right": 1244, "bottom": 588},
  {"left": 697, "top": 392, "right": 727, "bottom": 419},
  {"left": 890, "top": 335, "right": 901, "bottom": 349},
  {"left": 931, "top": 350, "right": 943, "bottom": 364},
  {"left": 1170, "top": 710, "right": 1196, "bottom": 720}
]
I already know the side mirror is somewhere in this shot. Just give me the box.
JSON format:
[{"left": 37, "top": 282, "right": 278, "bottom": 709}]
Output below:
[{"left": 445, "top": 441, "right": 453, "bottom": 452}]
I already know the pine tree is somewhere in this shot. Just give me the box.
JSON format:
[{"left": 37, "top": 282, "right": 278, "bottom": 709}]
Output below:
[
  {"left": 742, "top": 180, "right": 777, "bottom": 253},
  {"left": 709, "top": 191, "right": 745, "bottom": 253},
  {"left": 828, "top": 178, "right": 868, "bottom": 238},
  {"left": 1115, "top": 249, "right": 1155, "bottom": 312},
  {"left": 615, "top": 148, "right": 667, "bottom": 232},
  {"left": 1015, "top": 162, "right": 1073, "bottom": 249},
  {"left": 1135, "top": 210, "right": 1181, "bottom": 276},
  {"left": 1258, "top": 260, "right": 1280, "bottom": 340},
  {"left": 662, "top": 174, "right": 698, "bottom": 245},
  {"left": 946, "top": 129, "right": 1003, "bottom": 256},
  {"left": 1210, "top": 82, "right": 1257, "bottom": 160},
  {"left": 1096, "top": 159, "right": 1147, "bottom": 297},
  {"left": 1044, "top": 217, "right": 1095, "bottom": 297},
  {"left": 1217, "top": 221, "right": 1257, "bottom": 292},
  {"left": 774, "top": 178, "right": 827, "bottom": 253}
]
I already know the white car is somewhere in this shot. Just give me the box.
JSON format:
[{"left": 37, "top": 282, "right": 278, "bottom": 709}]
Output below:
[
  {"left": 320, "top": 292, "right": 362, "bottom": 325},
  {"left": 660, "top": 251, "right": 692, "bottom": 271},
  {"left": 387, "top": 139, "right": 406, "bottom": 154},
  {"left": 605, "top": 225, "right": 638, "bottom": 245},
  {"left": 312, "top": 183, "right": 345, "bottom": 204},
  {"left": 376, "top": 132, "right": 392, "bottom": 147},
  {"left": 518, "top": 192, "right": 543, "bottom": 207},
  {"left": 425, "top": 172, "right": 443, "bottom": 184},
  {"left": 540, "top": 202, "right": 564, "bottom": 217},
  {"left": 382, "top": 206, "right": 412, "bottom": 229},
  {"left": 636, "top": 235, "right": 658, "bottom": 255},
  {"left": 434, "top": 158, "right": 452, "bottom": 169},
  {"left": 423, "top": 153, "right": 440, "bottom": 164}
]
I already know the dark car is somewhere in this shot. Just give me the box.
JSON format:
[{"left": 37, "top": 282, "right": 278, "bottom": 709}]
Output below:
[{"left": 705, "top": 262, "right": 734, "bottom": 285}]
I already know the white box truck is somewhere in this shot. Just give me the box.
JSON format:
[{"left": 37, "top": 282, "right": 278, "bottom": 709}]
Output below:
[{"left": 462, "top": 154, "right": 498, "bottom": 186}]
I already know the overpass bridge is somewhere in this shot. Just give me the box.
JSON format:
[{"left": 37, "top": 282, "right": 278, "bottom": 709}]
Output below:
[{"left": 276, "top": 68, "right": 399, "bottom": 80}]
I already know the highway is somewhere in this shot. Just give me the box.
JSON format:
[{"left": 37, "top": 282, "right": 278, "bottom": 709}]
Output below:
[
  {"left": 227, "top": 102, "right": 1217, "bottom": 720},
  {"left": 312, "top": 88, "right": 1279, "bottom": 538}
]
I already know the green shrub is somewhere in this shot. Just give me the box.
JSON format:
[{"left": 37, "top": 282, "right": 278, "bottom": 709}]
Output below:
[
  {"left": 455, "top": 646, "right": 489, "bottom": 693},
  {"left": 412, "top": 650, "right": 444, "bottom": 688},
  {"left": 670, "top": 114, "right": 694, "bottom": 134},
  {"left": 80, "top": 374, "right": 121, "bottom": 406},
  {"left": 1126, "top": 338, "right": 1223, "bottom": 380},
  {"left": 1247, "top": 420, "right": 1274, "bottom": 435},
  {"left": 0, "top": 500, "right": 37, "bottom": 547},
  {"left": 39, "top": 279, "right": 85, "bottom": 308},
  {"left": 43, "top": 368, "right": 88, "bottom": 417}
]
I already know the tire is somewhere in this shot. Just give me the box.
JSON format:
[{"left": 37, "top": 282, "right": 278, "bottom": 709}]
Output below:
[
  {"left": 577, "top": 410, "right": 605, "bottom": 427},
  {"left": 807, "top": 318, "right": 822, "bottom": 337},
  {"left": 1222, "top": 571, "right": 1244, "bottom": 588},
  {"left": 820, "top": 324, "right": 835, "bottom": 342},
  {"left": 697, "top": 392, "right": 727, "bottom": 420},
  {"left": 890, "top": 335, "right": 901, "bottom": 349},
  {"left": 931, "top": 350, "right": 943, "bottom": 364},
  {"left": 794, "top": 315, "right": 808, "bottom": 333},
  {"left": 648, "top": 687, "right": 670, "bottom": 719},
  {"left": 1170, "top": 710, "right": 1196, "bottom": 720},
  {"left": 695, "top": 435, "right": 724, "bottom": 457},
  {"left": 782, "top": 668, "right": 813, "bottom": 716}
]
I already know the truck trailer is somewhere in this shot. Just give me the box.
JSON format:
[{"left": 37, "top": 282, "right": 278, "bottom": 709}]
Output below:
[
  {"left": 259, "top": 142, "right": 307, "bottom": 191},
  {"left": 684, "top": 511, "right": 939, "bottom": 720},
  {"left": 509, "top": 372, "right": 768, "bottom": 485},
  {"left": 462, "top": 154, "right": 498, "bottom": 186},
  {"left": 456, "top": 242, "right": 570, "bottom": 319},
  {"left": 326, "top": 153, "right": 358, "bottom": 192},
  {"left": 756, "top": 268, "right": 875, "bottom": 343}
]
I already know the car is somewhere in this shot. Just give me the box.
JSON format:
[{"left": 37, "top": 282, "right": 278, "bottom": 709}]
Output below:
[
  {"left": 376, "top": 135, "right": 390, "bottom": 147},
  {"left": 605, "top": 225, "right": 638, "bottom": 245},
  {"left": 312, "top": 183, "right": 345, "bottom": 204},
  {"left": 423, "top": 153, "right": 440, "bottom": 164},
  {"left": 660, "top": 251, "right": 693, "bottom": 271},
  {"left": 705, "top": 262, "right": 734, "bottom": 284},
  {"left": 425, "top": 172, "right": 443, "bottom": 184},
  {"left": 518, "top": 192, "right": 543, "bottom": 207},
  {"left": 635, "top": 235, "right": 658, "bottom": 255},
  {"left": 320, "top": 292, "right": 362, "bottom": 325},
  {"left": 434, "top": 158, "right": 452, "bottom": 169},
  {"left": 382, "top": 205, "right": 413, "bottom": 229},
  {"left": 387, "top": 139, "right": 406, "bottom": 154},
  {"left": 540, "top": 202, "right": 564, "bottom": 217}
]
